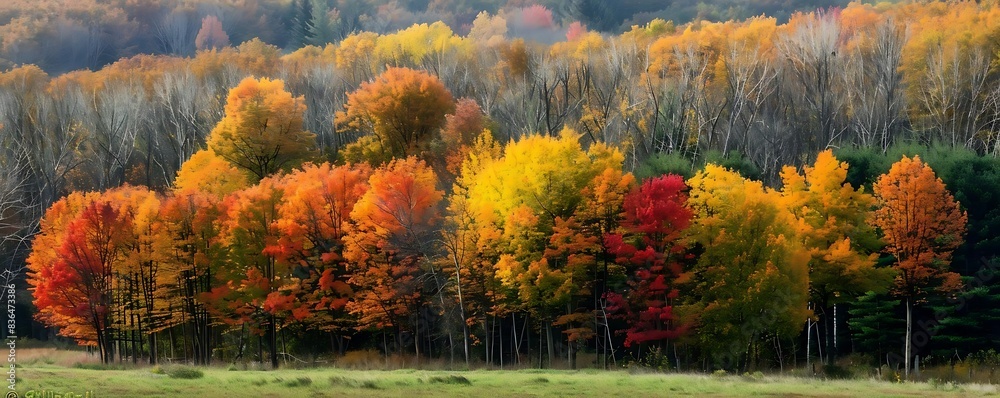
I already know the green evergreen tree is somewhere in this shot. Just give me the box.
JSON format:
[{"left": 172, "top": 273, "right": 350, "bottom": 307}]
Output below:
[
  {"left": 309, "top": 0, "right": 336, "bottom": 46},
  {"left": 576, "top": 0, "right": 615, "bottom": 31},
  {"left": 848, "top": 291, "right": 904, "bottom": 365},
  {"left": 291, "top": 0, "right": 316, "bottom": 49},
  {"left": 916, "top": 148, "right": 1000, "bottom": 275},
  {"left": 929, "top": 274, "right": 1000, "bottom": 359}
]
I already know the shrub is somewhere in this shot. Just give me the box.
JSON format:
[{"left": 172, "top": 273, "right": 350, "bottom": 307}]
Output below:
[
  {"left": 336, "top": 350, "right": 383, "bottom": 369},
  {"left": 822, "top": 364, "right": 851, "bottom": 380},
  {"left": 329, "top": 375, "right": 381, "bottom": 389},
  {"left": 167, "top": 366, "right": 204, "bottom": 379},
  {"left": 968, "top": 349, "right": 1000, "bottom": 367},
  {"left": 427, "top": 375, "right": 471, "bottom": 385},
  {"left": 284, "top": 376, "right": 312, "bottom": 387}
]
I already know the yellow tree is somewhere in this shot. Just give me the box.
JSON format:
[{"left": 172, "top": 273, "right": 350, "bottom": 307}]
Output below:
[
  {"left": 687, "top": 165, "right": 810, "bottom": 371},
  {"left": 463, "top": 129, "right": 625, "bottom": 366},
  {"left": 207, "top": 77, "right": 316, "bottom": 181},
  {"left": 439, "top": 130, "right": 504, "bottom": 365},
  {"left": 105, "top": 186, "right": 165, "bottom": 365},
  {"left": 873, "top": 155, "right": 966, "bottom": 378},
  {"left": 778, "top": 149, "right": 894, "bottom": 364},
  {"left": 173, "top": 148, "right": 249, "bottom": 197},
  {"left": 156, "top": 188, "right": 227, "bottom": 365}
]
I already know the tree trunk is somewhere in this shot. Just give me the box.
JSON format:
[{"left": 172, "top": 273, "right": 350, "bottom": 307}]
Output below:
[
  {"left": 257, "top": 334, "right": 263, "bottom": 365},
  {"left": 833, "top": 304, "right": 838, "bottom": 359},
  {"left": 905, "top": 297, "right": 912, "bottom": 379},
  {"left": 269, "top": 315, "right": 278, "bottom": 369},
  {"left": 281, "top": 329, "right": 288, "bottom": 367},
  {"left": 456, "top": 271, "right": 469, "bottom": 366},
  {"left": 814, "top": 318, "right": 823, "bottom": 368},
  {"left": 168, "top": 327, "right": 176, "bottom": 361},
  {"left": 148, "top": 332, "right": 157, "bottom": 365},
  {"left": 499, "top": 316, "right": 504, "bottom": 369},
  {"left": 806, "top": 315, "right": 812, "bottom": 371},
  {"left": 546, "top": 322, "right": 555, "bottom": 368},
  {"left": 484, "top": 318, "right": 490, "bottom": 364},
  {"left": 414, "top": 319, "right": 421, "bottom": 360},
  {"left": 511, "top": 314, "right": 520, "bottom": 365}
]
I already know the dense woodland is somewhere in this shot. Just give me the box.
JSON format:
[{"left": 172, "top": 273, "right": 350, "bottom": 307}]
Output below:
[{"left": 4, "top": 0, "right": 1000, "bottom": 377}]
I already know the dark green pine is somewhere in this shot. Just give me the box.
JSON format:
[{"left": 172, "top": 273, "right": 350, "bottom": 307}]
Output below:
[{"left": 848, "top": 291, "right": 904, "bottom": 365}]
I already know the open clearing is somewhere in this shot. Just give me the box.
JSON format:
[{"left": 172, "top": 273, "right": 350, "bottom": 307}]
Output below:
[{"left": 17, "top": 363, "right": 999, "bottom": 397}]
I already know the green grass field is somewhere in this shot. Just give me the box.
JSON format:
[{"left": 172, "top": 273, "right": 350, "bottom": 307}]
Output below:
[{"left": 14, "top": 349, "right": 998, "bottom": 397}]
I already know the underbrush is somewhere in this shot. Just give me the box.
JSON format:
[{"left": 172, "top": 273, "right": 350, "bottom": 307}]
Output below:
[
  {"left": 424, "top": 374, "right": 472, "bottom": 385},
  {"left": 166, "top": 365, "right": 205, "bottom": 379},
  {"left": 329, "top": 375, "right": 382, "bottom": 389},
  {"left": 20, "top": 348, "right": 96, "bottom": 367}
]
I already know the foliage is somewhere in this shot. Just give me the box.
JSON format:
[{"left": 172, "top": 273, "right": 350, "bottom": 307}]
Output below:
[
  {"left": 686, "top": 164, "right": 810, "bottom": 367},
  {"left": 605, "top": 175, "right": 693, "bottom": 347},
  {"left": 17, "top": 0, "right": 1000, "bottom": 371},
  {"left": 207, "top": 77, "right": 316, "bottom": 180},
  {"left": 873, "top": 155, "right": 967, "bottom": 376},
  {"left": 336, "top": 67, "right": 455, "bottom": 164},
  {"left": 874, "top": 156, "right": 966, "bottom": 300},
  {"left": 848, "top": 291, "right": 903, "bottom": 365},
  {"left": 173, "top": 149, "right": 249, "bottom": 197},
  {"left": 344, "top": 157, "right": 443, "bottom": 333},
  {"left": 167, "top": 366, "right": 205, "bottom": 379},
  {"left": 778, "top": 150, "right": 893, "bottom": 306}
]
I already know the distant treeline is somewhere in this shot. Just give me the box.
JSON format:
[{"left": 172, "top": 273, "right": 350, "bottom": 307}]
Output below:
[{"left": 0, "top": 0, "right": 851, "bottom": 73}]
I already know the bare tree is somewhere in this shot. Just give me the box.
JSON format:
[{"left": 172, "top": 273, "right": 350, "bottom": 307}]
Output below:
[
  {"left": 777, "top": 11, "right": 847, "bottom": 153},
  {"left": 86, "top": 80, "right": 148, "bottom": 189},
  {"left": 155, "top": 9, "right": 199, "bottom": 56},
  {"left": 281, "top": 64, "right": 350, "bottom": 157},
  {"left": 153, "top": 70, "right": 217, "bottom": 185},
  {"left": 723, "top": 37, "right": 777, "bottom": 156},
  {"left": 912, "top": 45, "right": 999, "bottom": 150},
  {"left": 844, "top": 19, "right": 907, "bottom": 152}
]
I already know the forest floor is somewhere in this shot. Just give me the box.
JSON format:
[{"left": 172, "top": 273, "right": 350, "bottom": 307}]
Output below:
[{"left": 14, "top": 349, "right": 997, "bottom": 397}]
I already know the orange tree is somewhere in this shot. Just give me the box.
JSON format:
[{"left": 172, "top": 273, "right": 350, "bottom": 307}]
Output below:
[
  {"left": 873, "top": 155, "right": 966, "bottom": 378},
  {"left": 265, "top": 162, "right": 371, "bottom": 350},
  {"left": 30, "top": 197, "right": 133, "bottom": 363},
  {"left": 336, "top": 67, "right": 455, "bottom": 164},
  {"left": 343, "top": 157, "right": 443, "bottom": 356}
]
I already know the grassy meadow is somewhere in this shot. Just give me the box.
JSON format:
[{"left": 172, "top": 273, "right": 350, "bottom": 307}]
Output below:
[{"left": 12, "top": 349, "right": 1000, "bottom": 397}]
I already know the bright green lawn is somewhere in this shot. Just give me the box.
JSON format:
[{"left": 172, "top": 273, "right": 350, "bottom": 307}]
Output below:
[{"left": 17, "top": 364, "right": 998, "bottom": 398}]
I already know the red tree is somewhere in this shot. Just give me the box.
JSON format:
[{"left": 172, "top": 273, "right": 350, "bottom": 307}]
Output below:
[
  {"left": 34, "top": 201, "right": 133, "bottom": 363},
  {"left": 605, "top": 175, "right": 693, "bottom": 348}
]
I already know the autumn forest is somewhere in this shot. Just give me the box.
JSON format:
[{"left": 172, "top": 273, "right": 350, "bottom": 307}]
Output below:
[{"left": 4, "top": 0, "right": 1000, "bottom": 381}]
